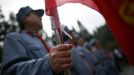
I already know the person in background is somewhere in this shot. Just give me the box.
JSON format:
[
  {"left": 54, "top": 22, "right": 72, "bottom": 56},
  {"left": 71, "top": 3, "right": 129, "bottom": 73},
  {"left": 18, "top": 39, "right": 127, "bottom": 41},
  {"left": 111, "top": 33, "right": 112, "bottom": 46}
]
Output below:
[
  {"left": 63, "top": 27, "right": 93, "bottom": 75},
  {"left": 89, "top": 39, "right": 119, "bottom": 75},
  {"left": 119, "top": 66, "right": 134, "bottom": 75}
]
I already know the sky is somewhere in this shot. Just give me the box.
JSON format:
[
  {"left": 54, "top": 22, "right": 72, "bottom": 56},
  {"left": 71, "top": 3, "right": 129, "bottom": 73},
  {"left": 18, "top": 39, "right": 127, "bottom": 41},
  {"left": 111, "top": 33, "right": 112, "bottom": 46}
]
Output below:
[{"left": 0, "top": 0, "right": 106, "bottom": 37}]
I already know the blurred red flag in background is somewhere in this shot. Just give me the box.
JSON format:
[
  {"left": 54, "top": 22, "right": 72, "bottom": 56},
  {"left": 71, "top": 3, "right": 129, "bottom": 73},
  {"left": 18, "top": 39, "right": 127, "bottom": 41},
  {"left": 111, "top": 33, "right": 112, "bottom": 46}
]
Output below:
[{"left": 45, "top": 0, "right": 134, "bottom": 65}]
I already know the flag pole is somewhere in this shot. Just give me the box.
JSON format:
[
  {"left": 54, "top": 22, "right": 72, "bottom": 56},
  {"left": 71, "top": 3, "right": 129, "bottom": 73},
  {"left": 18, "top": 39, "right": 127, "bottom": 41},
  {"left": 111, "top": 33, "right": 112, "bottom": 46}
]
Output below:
[
  {"left": 50, "top": 8, "right": 70, "bottom": 75},
  {"left": 45, "top": 0, "right": 71, "bottom": 75}
]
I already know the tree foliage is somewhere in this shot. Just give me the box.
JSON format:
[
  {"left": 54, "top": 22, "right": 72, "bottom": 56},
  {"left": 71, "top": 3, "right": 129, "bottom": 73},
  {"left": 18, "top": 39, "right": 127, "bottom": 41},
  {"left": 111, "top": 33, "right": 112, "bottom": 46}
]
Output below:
[
  {"left": 93, "top": 24, "right": 119, "bottom": 50},
  {"left": 0, "top": 7, "right": 19, "bottom": 62}
]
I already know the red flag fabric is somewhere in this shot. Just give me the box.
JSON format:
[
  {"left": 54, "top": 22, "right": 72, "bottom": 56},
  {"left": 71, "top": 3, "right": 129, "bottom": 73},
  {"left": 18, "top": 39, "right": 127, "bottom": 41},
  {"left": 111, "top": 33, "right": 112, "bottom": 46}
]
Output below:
[
  {"left": 45, "top": 0, "right": 63, "bottom": 44},
  {"left": 45, "top": 0, "right": 134, "bottom": 65},
  {"left": 93, "top": 0, "right": 134, "bottom": 66},
  {"left": 45, "top": 0, "right": 99, "bottom": 15}
]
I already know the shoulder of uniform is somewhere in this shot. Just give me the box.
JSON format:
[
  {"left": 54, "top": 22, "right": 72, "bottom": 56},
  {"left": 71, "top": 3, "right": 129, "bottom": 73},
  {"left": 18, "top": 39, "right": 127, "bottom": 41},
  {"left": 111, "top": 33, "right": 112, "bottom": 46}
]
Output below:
[{"left": 5, "top": 32, "right": 22, "bottom": 40}]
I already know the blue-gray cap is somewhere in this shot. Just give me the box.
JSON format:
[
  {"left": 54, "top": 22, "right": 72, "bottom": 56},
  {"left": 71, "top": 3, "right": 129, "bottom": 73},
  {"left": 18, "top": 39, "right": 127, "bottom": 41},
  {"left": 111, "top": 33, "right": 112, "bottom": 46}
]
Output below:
[{"left": 16, "top": 6, "right": 44, "bottom": 23}]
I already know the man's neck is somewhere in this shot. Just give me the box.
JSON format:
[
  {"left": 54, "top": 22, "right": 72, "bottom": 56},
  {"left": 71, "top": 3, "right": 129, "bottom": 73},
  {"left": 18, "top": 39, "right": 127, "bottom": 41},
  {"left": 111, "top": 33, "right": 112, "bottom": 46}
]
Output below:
[{"left": 25, "top": 29, "right": 39, "bottom": 35}]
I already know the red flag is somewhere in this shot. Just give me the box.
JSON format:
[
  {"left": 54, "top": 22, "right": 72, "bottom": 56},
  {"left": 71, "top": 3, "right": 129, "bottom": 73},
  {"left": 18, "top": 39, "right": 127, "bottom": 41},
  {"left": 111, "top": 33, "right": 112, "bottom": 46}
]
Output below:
[
  {"left": 93, "top": 0, "right": 134, "bottom": 65},
  {"left": 45, "top": 0, "right": 134, "bottom": 65},
  {"left": 45, "top": 0, "right": 99, "bottom": 15},
  {"left": 45, "top": 0, "right": 63, "bottom": 44},
  {"left": 45, "top": 1, "right": 72, "bottom": 74}
]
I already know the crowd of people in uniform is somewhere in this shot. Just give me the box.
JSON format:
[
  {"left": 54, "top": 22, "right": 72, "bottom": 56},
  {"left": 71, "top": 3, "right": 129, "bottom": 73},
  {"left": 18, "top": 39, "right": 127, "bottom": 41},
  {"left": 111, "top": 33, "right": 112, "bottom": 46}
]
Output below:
[{"left": 47, "top": 27, "right": 121, "bottom": 75}]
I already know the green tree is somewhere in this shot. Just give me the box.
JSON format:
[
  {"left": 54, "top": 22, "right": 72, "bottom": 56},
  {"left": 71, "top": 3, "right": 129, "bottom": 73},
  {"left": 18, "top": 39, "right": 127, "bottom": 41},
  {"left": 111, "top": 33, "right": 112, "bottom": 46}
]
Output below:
[
  {"left": 93, "top": 24, "right": 119, "bottom": 51},
  {"left": 0, "top": 6, "right": 5, "bottom": 62},
  {"left": 77, "top": 20, "right": 93, "bottom": 41},
  {"left": 0, "top": 6, "right": 19, "bottom": 62}
]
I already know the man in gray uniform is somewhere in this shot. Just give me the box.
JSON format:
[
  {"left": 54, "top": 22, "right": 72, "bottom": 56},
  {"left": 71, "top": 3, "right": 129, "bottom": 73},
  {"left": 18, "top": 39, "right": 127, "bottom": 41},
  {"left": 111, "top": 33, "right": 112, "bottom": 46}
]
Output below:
[{"left": 1, "top": 6, "right": 92, "bottom": 75}]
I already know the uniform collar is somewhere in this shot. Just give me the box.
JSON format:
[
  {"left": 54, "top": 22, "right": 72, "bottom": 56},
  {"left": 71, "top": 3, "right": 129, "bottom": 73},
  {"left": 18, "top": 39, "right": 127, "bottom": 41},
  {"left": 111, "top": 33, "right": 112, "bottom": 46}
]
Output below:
[{"left": 22, "top": 30, "right": 39, "bottom": 37}]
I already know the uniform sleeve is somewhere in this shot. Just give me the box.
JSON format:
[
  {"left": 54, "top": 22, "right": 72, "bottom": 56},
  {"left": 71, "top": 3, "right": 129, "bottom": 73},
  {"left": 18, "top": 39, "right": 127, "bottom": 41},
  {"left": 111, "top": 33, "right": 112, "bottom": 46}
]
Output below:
[{"left": 1, "top": 34, "right": 53, "bottom": 75}]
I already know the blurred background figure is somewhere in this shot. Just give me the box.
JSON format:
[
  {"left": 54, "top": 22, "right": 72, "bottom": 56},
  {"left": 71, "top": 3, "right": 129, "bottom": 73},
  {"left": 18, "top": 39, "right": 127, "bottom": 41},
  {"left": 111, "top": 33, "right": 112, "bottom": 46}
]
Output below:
[
  {"left": 120, "top": 66, "right": 134, "bottom": 75},
  {"left": 89, "top": 39, "right": 119, "bottom": 75},
  {"left": 62, "top": 26, "right": 94, "bottom": 75},
  {"left": 113, "top": 48, "right": 129, "bottom": 71}
]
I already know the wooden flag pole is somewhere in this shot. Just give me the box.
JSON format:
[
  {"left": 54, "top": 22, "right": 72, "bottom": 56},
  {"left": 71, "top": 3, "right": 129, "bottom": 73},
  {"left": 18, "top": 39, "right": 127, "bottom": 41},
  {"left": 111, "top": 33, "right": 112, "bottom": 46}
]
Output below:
[{"left": 45, "top": 0, "right": 71, "bottom": 75}]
